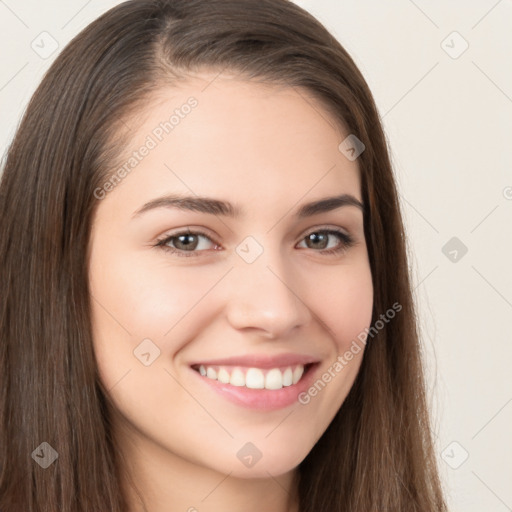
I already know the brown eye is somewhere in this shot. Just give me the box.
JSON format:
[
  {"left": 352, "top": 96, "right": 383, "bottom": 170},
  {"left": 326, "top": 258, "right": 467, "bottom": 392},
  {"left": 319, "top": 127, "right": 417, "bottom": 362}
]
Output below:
[
  {"left": 155, "top": 230, "right": 219, "bottom": 257},
  {"left": 172, "top": 233, "right": 201, "bottom": 251},
  {"left": 304, "top": 232, "right": 329, "bottom": 249},
  {"left": 297, "top": 229, "right": 354, "bottom": 255}
]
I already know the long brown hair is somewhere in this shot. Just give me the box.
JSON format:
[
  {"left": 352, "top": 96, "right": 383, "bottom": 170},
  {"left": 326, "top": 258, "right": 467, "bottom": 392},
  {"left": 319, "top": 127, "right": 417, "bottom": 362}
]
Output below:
[{"left": 0, "top": 1, "right": 447, "bottom": 510}]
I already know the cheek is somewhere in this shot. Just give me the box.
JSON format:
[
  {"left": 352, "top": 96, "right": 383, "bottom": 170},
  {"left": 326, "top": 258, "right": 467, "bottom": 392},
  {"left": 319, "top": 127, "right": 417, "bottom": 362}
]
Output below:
[
  {"left": 316, "top": 260, "right": 374, "bottom": 348},
  {"left": 88, "top": 243, "right": 229, "bottom": 393},
  {"left": 88, "top": 242, "right": 217, "bottom": 339},
  {"left": 296, "top": 261, "right": 373, "bottom": 434}
]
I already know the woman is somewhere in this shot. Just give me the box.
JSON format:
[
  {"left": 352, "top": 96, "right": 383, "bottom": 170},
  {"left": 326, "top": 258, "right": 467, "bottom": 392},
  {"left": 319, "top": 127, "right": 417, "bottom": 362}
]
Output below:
[{"left": 0, "top": 0, "right": 447, "bottom": 510}]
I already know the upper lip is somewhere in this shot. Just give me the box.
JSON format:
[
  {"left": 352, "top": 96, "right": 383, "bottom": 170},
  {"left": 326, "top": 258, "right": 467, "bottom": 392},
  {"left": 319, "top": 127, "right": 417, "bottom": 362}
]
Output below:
[{"left": 189, "top": 353, "right": 320, "bottom": 369}]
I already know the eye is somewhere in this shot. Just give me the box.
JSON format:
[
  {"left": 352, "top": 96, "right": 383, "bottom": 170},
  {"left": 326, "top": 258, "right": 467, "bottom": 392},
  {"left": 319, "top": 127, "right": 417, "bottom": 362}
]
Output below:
[
  {"left": 296, "top": 229, "right": 354, "bottom": 255},
  {"left": 155, "top": 229, "right": 219, "bottom": 257}
]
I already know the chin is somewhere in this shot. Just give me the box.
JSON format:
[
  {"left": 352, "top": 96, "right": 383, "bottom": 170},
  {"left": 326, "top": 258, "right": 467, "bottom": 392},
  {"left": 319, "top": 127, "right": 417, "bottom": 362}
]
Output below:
[{"left": 212, "top": 444, "right": 310, "bottom": 480}]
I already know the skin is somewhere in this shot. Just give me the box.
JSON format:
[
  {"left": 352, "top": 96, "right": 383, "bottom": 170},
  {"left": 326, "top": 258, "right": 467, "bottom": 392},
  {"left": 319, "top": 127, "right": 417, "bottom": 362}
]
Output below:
[{"left": 88, "top": 72, "right": 373, "bottom": 512}]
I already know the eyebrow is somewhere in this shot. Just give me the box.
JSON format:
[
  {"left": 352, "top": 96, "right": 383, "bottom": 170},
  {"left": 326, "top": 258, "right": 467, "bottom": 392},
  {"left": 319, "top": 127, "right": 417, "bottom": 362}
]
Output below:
[{"left": 132, "top": 193, "right": 364, "bottom": 219}]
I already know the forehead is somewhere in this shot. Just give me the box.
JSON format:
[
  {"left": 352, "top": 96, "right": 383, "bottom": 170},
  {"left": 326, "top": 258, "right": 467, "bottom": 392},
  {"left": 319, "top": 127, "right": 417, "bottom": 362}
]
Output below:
[{"left": 100, "top": 73, "right": 362, "bottom": 217}]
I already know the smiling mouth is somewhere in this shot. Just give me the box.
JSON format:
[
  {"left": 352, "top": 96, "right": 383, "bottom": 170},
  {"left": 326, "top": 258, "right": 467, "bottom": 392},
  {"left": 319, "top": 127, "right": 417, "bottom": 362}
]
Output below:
[{"left": 191, "top": 363, "right": 315, "bottom": 390}]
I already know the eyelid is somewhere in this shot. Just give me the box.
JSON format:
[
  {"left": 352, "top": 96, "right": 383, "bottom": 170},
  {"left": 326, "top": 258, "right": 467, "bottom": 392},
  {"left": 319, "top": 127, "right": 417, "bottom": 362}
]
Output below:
[{"left": 301, "top": 224, "right": 351, "bottom": 239}]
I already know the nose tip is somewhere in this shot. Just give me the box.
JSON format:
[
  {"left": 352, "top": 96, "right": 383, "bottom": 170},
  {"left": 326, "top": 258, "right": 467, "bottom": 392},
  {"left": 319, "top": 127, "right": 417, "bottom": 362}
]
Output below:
[{"left": 224, "top": 262, "right": 310, "bottom": 339}]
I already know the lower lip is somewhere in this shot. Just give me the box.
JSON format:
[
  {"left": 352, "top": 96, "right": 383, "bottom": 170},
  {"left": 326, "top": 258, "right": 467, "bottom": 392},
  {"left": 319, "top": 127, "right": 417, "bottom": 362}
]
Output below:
[{"left": 191, "top": 363, "right": 320, "bottom": 411}]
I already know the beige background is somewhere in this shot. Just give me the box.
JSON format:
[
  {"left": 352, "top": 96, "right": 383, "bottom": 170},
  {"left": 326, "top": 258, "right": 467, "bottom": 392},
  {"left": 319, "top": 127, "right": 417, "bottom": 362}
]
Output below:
[{"left": 1, "top": 1, "right": 511, "bottom": 510}]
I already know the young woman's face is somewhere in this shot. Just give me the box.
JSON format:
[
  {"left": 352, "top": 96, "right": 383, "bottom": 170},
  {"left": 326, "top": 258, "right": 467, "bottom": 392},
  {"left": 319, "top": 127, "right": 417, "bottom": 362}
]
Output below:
[{"left": 88, "top": 73, "right": 373, "bottom": 480}]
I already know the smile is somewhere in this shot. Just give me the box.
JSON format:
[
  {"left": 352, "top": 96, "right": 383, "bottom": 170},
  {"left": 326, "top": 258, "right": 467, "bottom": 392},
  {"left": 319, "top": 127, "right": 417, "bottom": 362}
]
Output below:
[{"left": 191, "top": 364, "right": 308, "bottom": 390}]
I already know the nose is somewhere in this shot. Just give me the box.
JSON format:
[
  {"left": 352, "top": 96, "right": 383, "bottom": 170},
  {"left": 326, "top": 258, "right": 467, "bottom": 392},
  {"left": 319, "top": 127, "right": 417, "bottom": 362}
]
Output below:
[{"left": 223, "top": 251, "right": 311, "bottom": 339}]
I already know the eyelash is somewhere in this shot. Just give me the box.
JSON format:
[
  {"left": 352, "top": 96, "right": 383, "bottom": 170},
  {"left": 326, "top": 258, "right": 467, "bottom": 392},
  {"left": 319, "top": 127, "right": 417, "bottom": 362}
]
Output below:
[{"left": 154, "top": 227, "right": 354, "bottom": 258}]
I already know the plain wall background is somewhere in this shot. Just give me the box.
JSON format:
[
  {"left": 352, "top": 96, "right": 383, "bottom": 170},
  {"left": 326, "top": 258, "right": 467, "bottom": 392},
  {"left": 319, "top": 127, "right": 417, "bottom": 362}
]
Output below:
[{"left": 1, "top": 1, "right": 511, "bottom": 510}]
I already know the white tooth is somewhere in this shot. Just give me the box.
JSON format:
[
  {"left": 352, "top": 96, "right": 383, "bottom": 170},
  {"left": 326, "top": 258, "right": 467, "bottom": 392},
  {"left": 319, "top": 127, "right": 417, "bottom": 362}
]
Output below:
[
  {"left": 217, "top": 367, "right": 231, "bottom": 383},
  {"left": 265, "top": 368, "right": 283, "bottom": 390},
  {"left": 282, "top": 367, "right": 293, "bottom": 386},
  {"left": 199, "top": 365, "right": 206, "bottom": 376},
  {"left": 230, "top": 368, "right": 245, "bottom": 387},
  {"left": 292, "top": 365, "right": 304, "bottom": 384},
  {"left": 206, "top": 367, "right": 217, "bottom": 380},
  {"left": 245, "top": 368, "right": 265, "bottom": 389}
]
